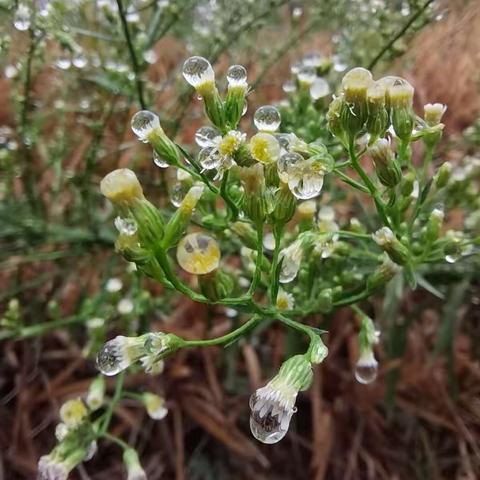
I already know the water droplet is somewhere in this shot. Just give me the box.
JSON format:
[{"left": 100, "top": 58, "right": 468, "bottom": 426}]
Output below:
[
  {"left": 303, "top": 52, "right": 322, "bottom": 68},
  {"left": 263, "top": 232, "right": 275, "bottom": 251},
  {"left": 289, "top": 173, "right": 324, "bottom": 200},
  {"left": 290, "top": 61, "right": 303, "bottom": 75},
  {"left": 282, "top": 80, "right": 297, "bottom": 93},
  {"left": 254, "top": 105, "right": 281, "bottom": 132},
  {"left": 182, "top": 56, "right": 215, "bottom": 88},
  {"left": 291, "top": 6, "right": 303, "bottom": 18},
  {"left": 310, "top": 77, "right": 330, "bottom": 100},
  {"left": 176, "top": 233, "right": 220, "bottom": 275},
  {"left": 249, "top": 393, "right": 293, "bottom": 444},
  {"left": 153, "top": 151, "right": 169, "bottom": 168},
  {"left": 55, "top": 57, "right": 72, "bottom": 70},
  {"left": 297, "top": 65, "right": 316, "bottom": 84},
  {"left": 96, "top": 341, "right": 123, "bottom": 376},
  {"left": 131, "top": 110, "right": 160, "bottom": 141},
  {"left": 170, "top": 183, "right": 184, "bottom": 207},
  {"left": 226, "top": 64, "right": 247, "bottom": 87},
  {"left": 114, "top": 216, "right": 137, "bottom": 236},
  {"left": 72, "top": 53, "right": 88, "bottom": 69},
  {"left": 242, "top": 101, "right": 248, "bottom": 116},
  {"left": 13, "top": 4, "right": 31, "bottom": 31},
  {"left": 278, "top": 152, "right": 302, "bottom": 182},
  {"left": 354, "top": 361, "right": 378, "bottom": 384},
  {"left": 445, "top": 253, "right": 459, "bottom": 264},
  {"left": 198, "top": 146, "right": 221, "bottom": 170},
  {"left": 195, "top": 126, "right": 220, "bottom": 148}
]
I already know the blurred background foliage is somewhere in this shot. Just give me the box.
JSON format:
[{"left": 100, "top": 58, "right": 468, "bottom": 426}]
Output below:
[{"left": 1, "top": 0, "right": 480, "bottom": 479}]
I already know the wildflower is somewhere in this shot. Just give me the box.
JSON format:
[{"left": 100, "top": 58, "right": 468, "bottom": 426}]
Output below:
[
  {"left": 309, "top": 77, "right": 330, "bottom": 100},
  {"left": 249, "top": 355, "right": 312, "bottom": 444},
  {"left": 96, "top": 334, "right": 151, "bottom": 375},
  {"left": 38, "top": 447, "right": 86, "bottom": 480},
  {"left": 284, "top": 155, "right": 329, "bottom": 199},
  {"left": 182, "top": 56, "right": 215, "bottom": 95},
  {"left": 279, "top": 239, "right": 303, "bottom": 283},
  {"left": 176, "top": 233, "right": 220, "bottom": 275},
  {"left": 123, "top": 448, "right": 147, "bottom": 480},
  {"left": 369, "top": 138, "right": 401, "bottom": 187},
  {"left": 276, "top": 290, "right": 295, "bottom": 310},
  {"left": 100, "top": 169, "right": 144, "bottom": 206},
  {"left": 424, "top": 103, "right": 447, "bottom": 126},
  {"left": 249, "top": 132, "right": 281, "bottom": 164},
  {"left": 142, "top": 393, "right": 168, "bottom": 420},
  {"left": 198, "top": 130, "right": 245, "bottom": 177},
  {"left": 105, "top": 277, "right": 123, "bottom": 293},
  {"left": 86, "top": 376, "right": 106, "bottom": 411},
  {"left": 117, "top": 298, "right": 134, "bottom": 315},
  {"left": 54, "top": 423, "right": 69, "bottom": 442},
  {"left": 130, "top": 110, "right": 161, "bottom": 143},
  {"left": 59, "top": 398, "right": 88, "bottom": 429},
  {"left": 254, "top": 105, "right": 281, "bottom": 132}
]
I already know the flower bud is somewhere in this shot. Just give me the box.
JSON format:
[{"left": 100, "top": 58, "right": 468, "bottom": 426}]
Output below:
[
  {"left": 365, "top": 82, "right": 389, "bottom": 142},
  {"left": 424, "top": 103, "right": 447, "bottom": 127},
  {"left": 100, "top": 169, "right": 144, "bottom": 206},
  {"left": 270, "top": 181, "right": 296, "bottom": 226},
  {"left": 249, "top": 355, "right": 312, "bottom": 444},
  {"left": 384, "top": 77, "right": 414, "bottom": 141},
  {"left": 326, "top": 95, "right": 346, "bottom": 144},
  {"left": 372, "top": 227, "right": 410, "bottom": 265},
  {"left": 369, "top": 138, "right": 401, "bottom": 187},
  {"left": 225, "top": 65, "right": 248, "bottom": 128},
  {"left": 230, "top": 221, "right": 258, "bottom": 250},
  {"left": 276, "top": 289, "right": 295, "bottom": 310},
  {"left": 59, "top": 398, "right": 88, "bottom": 428},
  {"left": 123, "top": 448, "right": 147, "bottom": 480},
  {"left": 426, "top": 207, "right": 444, "bottom": 242},
  {"left": 161, "top": 185, "right": 204, "bottom": 249},
  {"left": 401, "top": 171, "right": 416, "bottom": 197},
  {"left": 198, "top": 268, "right": 234, "bottom": 301},
  {"left": 366, "top": 256, "right": 400, "bottom": 291},
  {"left": 239, "top": 163, "right": 268, "bottom": 223},
  {"left": 434, "top": 161, "right": 452, "bottom": 188},
  {"left": 86, "top": 376, "right": 106, "bottom": 411},
  {"left": 309, "top": 335, "right": 328, "bottom": 364},
  {"left": 317, "top": 288, "right": 333, "bottom": 313},
  {"left": 142, "top": 393, "right": 168, "bottom": 420}
]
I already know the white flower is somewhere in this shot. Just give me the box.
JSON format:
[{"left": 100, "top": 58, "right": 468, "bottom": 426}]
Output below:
[
  {"left": 96, "top": 335, "right": 149, "bottom": 376},
  {"left": 105, "top": 277, "right": 123, "bottom": 293},
  {"left": 143, "top": 393, "right": 168, "bottom": 420},
  {"left": 117, "top": 298, "right": 134, "bottom": 315},
  {"left": 279, "top": 239, "right": 303, "bottom": 283},
  {"left": 249, "top": 355, "right": 312, "bottom": 444},
  {"left": 276, "top": 290, "right": 295, "bottom": 310},
  {"left": 372, "top": 227, "right": 395, "bottom": 247}
]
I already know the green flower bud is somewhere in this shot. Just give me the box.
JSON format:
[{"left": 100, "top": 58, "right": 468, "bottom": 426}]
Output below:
[
  {"left": 231, "top": 221, "right": 258, "bottom": 250},
  {"left": 401, "top": 171, "right": 416, "bottom": 197},
  {"left": 365, "top": 82, "right": 389, "bottom": 143},
  {"left": 383, "top": 77, "right": 414, "bottom": 141},
  {"left": 426, "top": 207, "right": 444, "bottom": 242},
  {"left": 239, "top": 163, "right": 267, "bottom": 223},
  {"left": 326, "top": 95, "right": 347, "bottom": 144},
  {"left": 434, "top": 162, "right": 452, "bottom": 189},
  {"left": 198, "top": 268, "right": 234, "bottom": 301},
  {"left": 309, "top": 335, "right": 328, "bottom": 364},
  {"left": 366, "top": 256, "right": 400, "bottom": 291},
  {"left": 86, "top": 376, "right": 106, "bottom": 411},
  {"left": 369, "top": 138, "right": 401, "bottom": 188},
  {"left": 123, "top": 448, "right": 147, "bottom": 480},
  {"left": 270, "top": 182, "right": 296, "bottom": 226},
  {"left": 372, "top": 227, "right": 410, "bottom": 265},
  {"left": 161, "top": 185, "right": 204, "bottom": 249},
  {"left": 317, "top": 288, "right": 333, "bottom": 313}
]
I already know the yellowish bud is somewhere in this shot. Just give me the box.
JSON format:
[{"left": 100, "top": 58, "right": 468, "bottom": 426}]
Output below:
[
  {"left": 59, "top": 398, "right": 88, "bottom": 428},
  {"left": 100, "top": 169, "right": 144, "bottom": 205}
]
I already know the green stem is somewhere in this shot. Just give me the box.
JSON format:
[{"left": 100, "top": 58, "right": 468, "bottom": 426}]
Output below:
[
  {"left": 100, "top": 371, "right": 125, "bottom": 434},
  {"left": 334, "top": 168, "right": 370, "bottom": 193},
  {"left": 269, "top": 224, "right": 283, "bottom": 304},
  {"left": 116, "top": 0, "right": 146, "bottom": 109},
  {"left": 247, "top": 224, "right": 263, "bottom": 296},
  {"left": 183, "top": 315, "right": 261, "bottom": 347},
  {"left": 100, "top": 432, "right": 130, "bottom": 451}
]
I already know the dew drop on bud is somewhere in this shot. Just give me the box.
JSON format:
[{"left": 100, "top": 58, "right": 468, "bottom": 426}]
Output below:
[
  {"left": 55, "top": 57, "right": 72, "bottom": 70},
  {"left": 170, "top": 183, "right": 184, "bottom": 207},
  {"left": 289, "top": 172, "right": 324, "bottom": 200},
  {"left": 13, "top": 4, "right": 31, "bottom": 31},
  {"left": 73, "top": 53, "right": 88, "bottom": 69},
  {"left": 153, "top": 151, "right": 169, "bottom": 168},
  {"left": 176, "top": 233, "right": 220, "bottom": 275},
  {"left": 226, "top": 64, "right": 247, "bottom": 87},
  {"left": 254, "top": 105, "right": 281, "bottom": 132},
  {"left": 354, "top": 354, "right": 378, "bottom": 384},
  {"left": 96, "top": 341, "right": 123, "bottom": 376},
  {"left": 195, "top": 126, "right": 220, "bottom": 148},
  {"left": 182, "top": 56, "right": 215, "bottom": 87},
  {"left": 282, "top": 80, "right": 297, "bottom": 93},
  {"left": 131, "top": 110, "right": 160, "bottom": 141},
  {"left": 114, "top": 216, "right": 137, "bottom": 236}
]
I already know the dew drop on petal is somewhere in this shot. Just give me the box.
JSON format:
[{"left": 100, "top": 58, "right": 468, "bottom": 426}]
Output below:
[
  {"left": 96, "top": 341, "right": 122, "bottom": 376},
  {"left": 254, "top": 105, "right": 281, "bottom": 132},
  {"left": 198, "top": 146, "right": 221, "bottom": 170},
  {"left": 278, "top": 152, "right": 302, "bottom": 182},
  {"left": 182, "top": 56, "right": 215, "bottom": 87},
  {"left": 289, "top": 173, "right": 324, "bottom": 200},
  {"left": 170, "top": 183, "right": 184, "bottom": 207}
]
